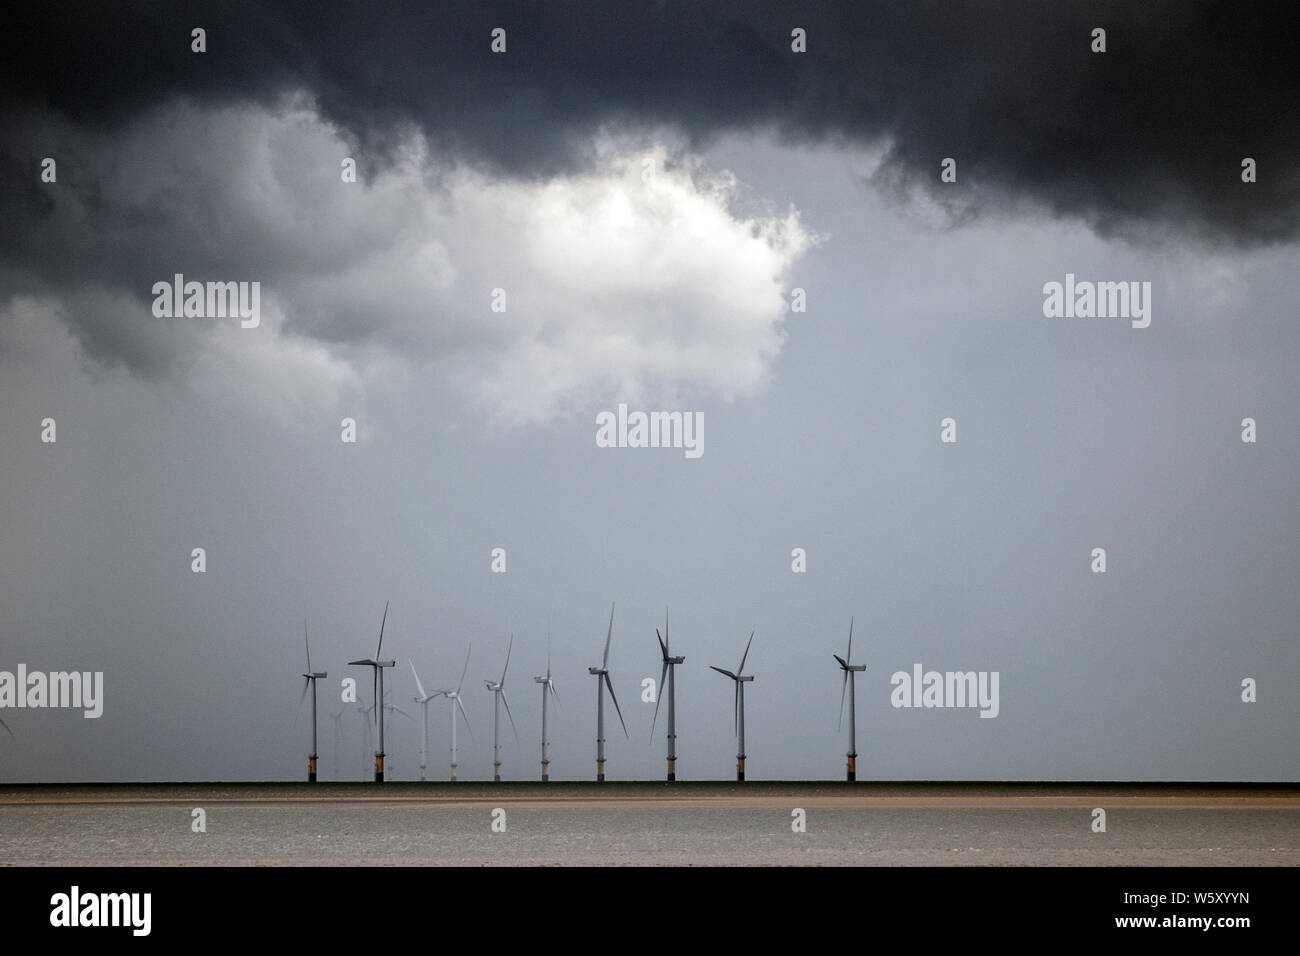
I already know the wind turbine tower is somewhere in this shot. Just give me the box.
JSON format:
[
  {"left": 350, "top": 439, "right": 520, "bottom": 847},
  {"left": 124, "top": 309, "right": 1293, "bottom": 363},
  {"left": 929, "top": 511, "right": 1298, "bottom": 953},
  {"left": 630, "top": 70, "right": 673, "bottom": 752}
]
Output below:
[
  {"left": 485, "top": 636, "right": 519, "bottom": 782},
  {"left": 651, "top": 608, "right": 685, "bottom": 781},
  {"left": 440, "top": 646, "right": 473, "bottom": 781},
  {"left": 298, "top": 622, "right": 328, "bottom": 781},
  {"left": 710, "top": 632, "right": 755, "bottom": 782},
  {"left": 349, "top": 602, "right": 396, "bottom": 781},
  {"left": 380, "top": 675, "right": 412, "bottom": 780},
  {"left": 328, "top": 709, "right": 346, "bottom": 779},
  {"left": 410, "top": 660, "right": 439, "bottom": 781},
  {"left": 533, "top": 630, "right": 558, "bottom": 781},
  {"left": 834, "top": 617, "right": 868, "bottom": 782},
  {"left": 588, "top": 602, "right": 628, "bottom": 781},
  {"left": 355, "top": 697, "right": 374, "bottom": 778}
]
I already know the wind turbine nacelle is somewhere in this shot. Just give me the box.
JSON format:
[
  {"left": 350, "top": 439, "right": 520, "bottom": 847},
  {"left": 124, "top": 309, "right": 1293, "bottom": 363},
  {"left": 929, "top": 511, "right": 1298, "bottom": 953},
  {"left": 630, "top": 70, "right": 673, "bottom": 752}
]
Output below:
[
  {"left": 738, "top": 675, "right": 755, "bottom": 682},
  {"left": 587, "top": 667, "right": 605, "bottom": 675},
  {"left": 669, "top": 656, "right": 685, "bottom": 664}
]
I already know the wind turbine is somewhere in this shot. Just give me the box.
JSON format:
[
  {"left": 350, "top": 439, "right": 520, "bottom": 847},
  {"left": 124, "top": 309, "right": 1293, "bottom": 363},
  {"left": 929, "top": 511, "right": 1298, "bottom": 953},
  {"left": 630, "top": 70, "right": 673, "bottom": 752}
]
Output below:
[
  {"left": 834, "top": 616, "right": 867, "bottom": 782},
  {"left": 328, "top": 709, "right": 346, "bottom": 780},
  {"left": 651, "top": 608, "right": 685, "bottom": 781},
  {"left": 588, "top": 602, "right": 627, "bottom": 781},
  {"left": 710, "top": 632, "right": 755, "bottom": 782},
  {"left": 439, "top": 645, "right": 474, "bottom": 781},
  {"left": 355, "top": 696, "right": 374, "bottom": 778},
  {"left": 380, "top": 673, "right": 413, "bottom": 780},
  {"left": 298, "top": 621, "right": 328, "bottom": 782},
  {"left": 533, "top": 628, "right": 558, "bottom": 782},
  {"left": 349, "top": 601, "right": 396, "bottom": 781},
  {"left": 410, "top": 660, "right": 440, "bottom": 781},
  {"left": 485, "top": 635, "right": 519, "bottom": 782}
]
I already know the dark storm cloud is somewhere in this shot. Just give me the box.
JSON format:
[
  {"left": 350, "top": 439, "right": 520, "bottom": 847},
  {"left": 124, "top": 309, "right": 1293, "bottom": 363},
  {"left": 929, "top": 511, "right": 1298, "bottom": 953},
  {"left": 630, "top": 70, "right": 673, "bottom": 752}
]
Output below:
[{"left": 4, "top": 0, "right": 1298, "bottom": 244}]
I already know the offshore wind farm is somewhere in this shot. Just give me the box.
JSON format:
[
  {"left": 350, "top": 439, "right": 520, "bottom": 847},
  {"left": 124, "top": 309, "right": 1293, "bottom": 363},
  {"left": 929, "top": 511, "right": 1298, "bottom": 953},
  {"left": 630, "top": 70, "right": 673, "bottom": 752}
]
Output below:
[
  {"left": 2, "top": 593, "right": 1297, "bottom": 870},
  {"left": 293, "top": 603, "right": 879, "bottom": 786},
  {"left": 4, "top": 594, "right": 1286, "bottom": 868}
]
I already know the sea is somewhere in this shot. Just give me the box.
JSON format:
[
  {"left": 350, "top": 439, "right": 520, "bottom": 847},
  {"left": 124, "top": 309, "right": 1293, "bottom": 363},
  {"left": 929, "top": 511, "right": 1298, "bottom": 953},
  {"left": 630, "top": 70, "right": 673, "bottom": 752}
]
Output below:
[{"left": 1, "top": 782, "right": 1296, "bottom": 866}]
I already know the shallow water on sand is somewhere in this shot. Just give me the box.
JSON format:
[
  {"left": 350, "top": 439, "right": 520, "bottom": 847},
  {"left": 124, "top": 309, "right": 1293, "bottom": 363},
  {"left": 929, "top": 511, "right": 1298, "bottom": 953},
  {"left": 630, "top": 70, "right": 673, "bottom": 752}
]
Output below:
[{"left": 2, "top": 783, "right": 1297, "bottom": 865}]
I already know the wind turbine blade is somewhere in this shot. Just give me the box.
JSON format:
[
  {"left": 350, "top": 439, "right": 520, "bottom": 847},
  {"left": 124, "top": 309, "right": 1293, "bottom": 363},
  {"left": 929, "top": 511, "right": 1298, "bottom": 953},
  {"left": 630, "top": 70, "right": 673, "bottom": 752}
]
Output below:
[
  {"left": 709, "top": 666, "right": 736, "bottom": 679},
  {"left": 456, "top": 646, "right": 471, "bottom": 695},
  {"left": 738, "top": 631, "right": 754, "bottom": 674},
  {"left": 549, "top": 681, "right": 559, "bottom": 704},
  {"left": 456, "top": 696, "right": 475, "bottom": 742},
  {"left": 650, "top": 661, "right": 668, "bottom": 738},
  {"left": 604, "top": 673, "right": 628, "bottom": 738},
  {"left": 409, "top": 660, "right": 427, "bottom": 702},
  {"left": 393, "top": 706, "right": 413, "bottom": 720},
  {"left": 501, "top": 691, "right": 519, "bottom": 745},
  {"left": 296, "top": 677, "right": 309, "bottom": 721},
  {"left": 500, "top": 635, "right": 512, "bottom": 686},
  {"left": 601, "top": 601, "right": 615, "bottom": 669},
  {"left": 656, "top": 629, "right": 668, "bottom": 662},
  {"left": 838, "top": 670, "right": 848, "bottom": 732},
  {"left": 372, "top": 671, "right": 378, "bottom": 724},
  {"left": 304, "top": 620, "right": 312, "bottom": 672},
  {"left": 847, "top": 616, "right": 854, "bottom": 662},
  {"left": 546, "top": 619, "right": 552, "bottom": 679},
  {"left": 376, "top": 600, "right": 389, "bottom": 656},
  {"left": 734, "top": 681, "right": 740, "bottom": 735},
  {"left": 0, "top": 714, "right": 12, "bottom": 737}
]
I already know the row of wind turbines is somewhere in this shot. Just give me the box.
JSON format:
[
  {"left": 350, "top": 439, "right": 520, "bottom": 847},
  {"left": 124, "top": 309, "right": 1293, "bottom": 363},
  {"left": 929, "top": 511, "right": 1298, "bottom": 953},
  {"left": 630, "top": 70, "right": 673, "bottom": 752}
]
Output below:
[{"left": 298, "top": 602, "right": 869, "bottom": 783}]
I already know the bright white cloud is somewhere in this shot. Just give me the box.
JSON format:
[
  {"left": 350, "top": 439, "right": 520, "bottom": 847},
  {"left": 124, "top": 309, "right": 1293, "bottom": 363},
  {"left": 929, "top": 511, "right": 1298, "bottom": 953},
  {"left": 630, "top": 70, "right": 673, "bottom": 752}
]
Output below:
[{"left": 441, "top": 142, "right": 817, "bottom": 423}]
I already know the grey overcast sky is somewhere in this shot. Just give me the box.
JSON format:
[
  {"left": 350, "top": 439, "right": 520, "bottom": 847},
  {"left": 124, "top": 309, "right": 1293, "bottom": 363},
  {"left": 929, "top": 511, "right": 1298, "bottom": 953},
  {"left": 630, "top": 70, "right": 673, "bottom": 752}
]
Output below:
[{"left": 1, "top": 2, "right": 1297, "bottom": 782}]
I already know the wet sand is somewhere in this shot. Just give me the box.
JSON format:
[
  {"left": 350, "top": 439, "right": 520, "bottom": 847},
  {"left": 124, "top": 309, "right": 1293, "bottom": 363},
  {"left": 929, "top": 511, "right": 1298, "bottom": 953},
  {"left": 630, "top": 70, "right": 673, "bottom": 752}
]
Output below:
[{"left": 1, "top": 782, "right": 1297, "bottom": 865}]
